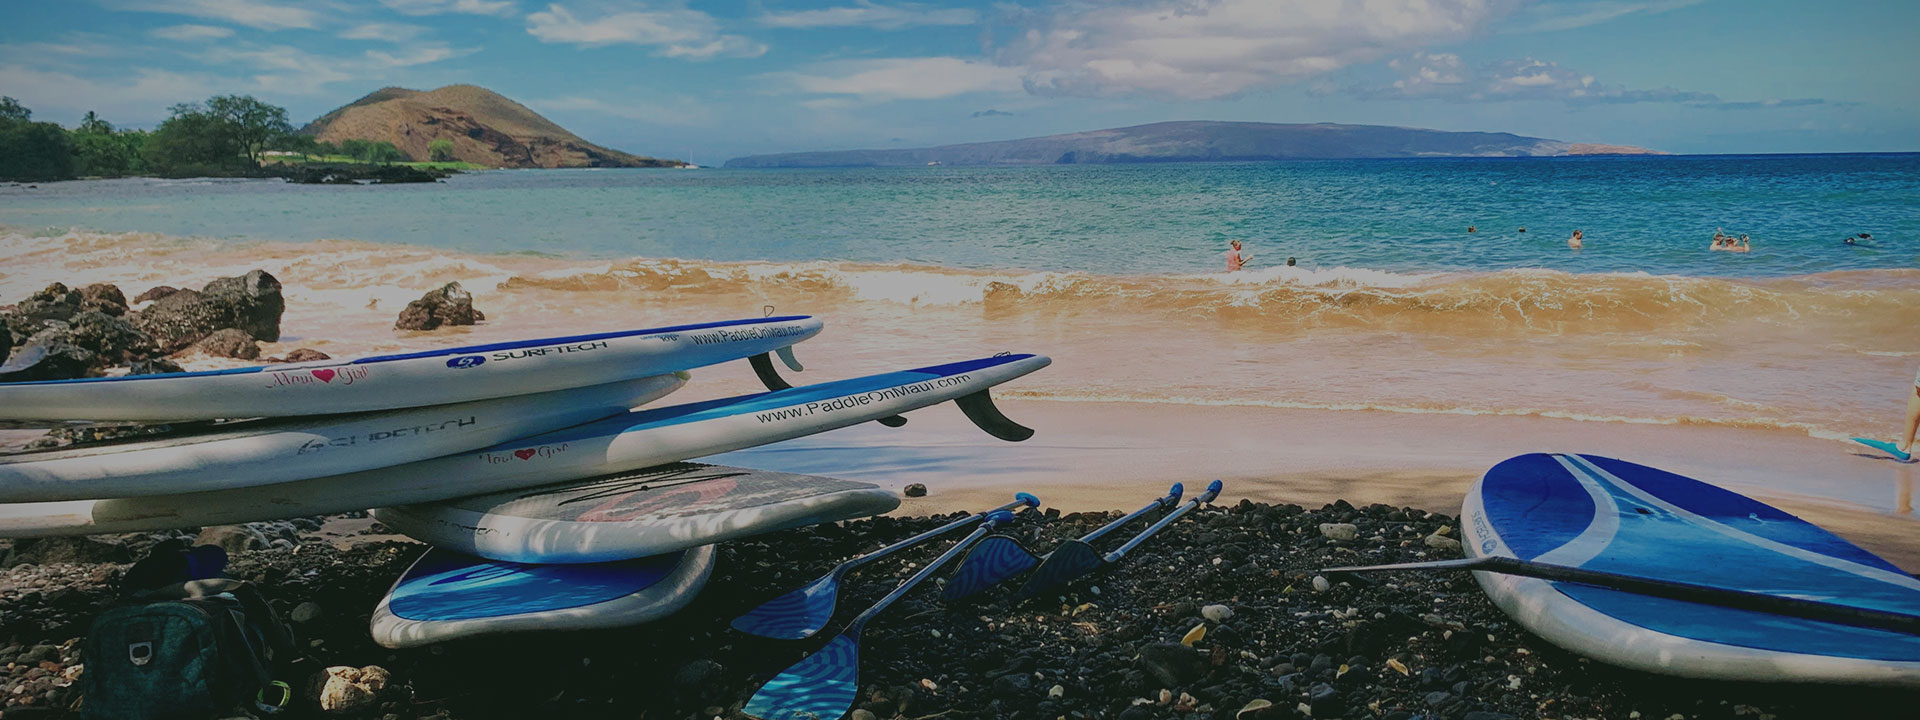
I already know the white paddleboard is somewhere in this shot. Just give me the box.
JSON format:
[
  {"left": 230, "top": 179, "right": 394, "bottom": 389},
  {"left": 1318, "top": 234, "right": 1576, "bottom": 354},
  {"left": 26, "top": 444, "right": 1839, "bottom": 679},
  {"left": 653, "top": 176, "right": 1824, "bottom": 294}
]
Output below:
[
  {"left": 375, "top": 462, "right": 900, "bottom": 564},
  {"left": 0, "top": 353, "right": 1049, "bottom": 537},
  {"left": 1467, "top": 453, "right": 1920, "bottom": 687},
  {"left": 0, "top": 316, "right": 821, "bottom": 422},
  {"left": 0, "top": 376, "right": 684, "bottom": 503},
  {"left": 369, "top": 545, "right": 715, "bottom": 648}
]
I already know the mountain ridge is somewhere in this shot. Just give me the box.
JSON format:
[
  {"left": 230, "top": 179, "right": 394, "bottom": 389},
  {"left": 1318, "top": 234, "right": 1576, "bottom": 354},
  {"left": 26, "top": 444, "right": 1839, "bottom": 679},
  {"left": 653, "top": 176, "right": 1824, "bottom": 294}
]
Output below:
[
  {"left": 301, "top": 85, "right": 677, "bottom": 169},
  {"left": 724, "top": 121, "right": 1661, "bottom": 168}
]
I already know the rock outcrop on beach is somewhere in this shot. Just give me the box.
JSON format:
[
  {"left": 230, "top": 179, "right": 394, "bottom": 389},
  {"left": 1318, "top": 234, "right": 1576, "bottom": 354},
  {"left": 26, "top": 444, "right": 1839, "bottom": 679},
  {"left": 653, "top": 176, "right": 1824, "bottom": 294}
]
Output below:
[
  {"left": 0, "top": 271, "right": 284, "bottom": 382},
  {"left": 394, "top": 282, "right": 485, "bottom": 331},
  {"left": 0, "top": 502, "right": 1893, "bottom": 719},
  {"left": 302, "top": 85, "right": 678, "bottom": 169},
  {"left": 724, "top": 121, "right": 1664, "bottom": 167}
]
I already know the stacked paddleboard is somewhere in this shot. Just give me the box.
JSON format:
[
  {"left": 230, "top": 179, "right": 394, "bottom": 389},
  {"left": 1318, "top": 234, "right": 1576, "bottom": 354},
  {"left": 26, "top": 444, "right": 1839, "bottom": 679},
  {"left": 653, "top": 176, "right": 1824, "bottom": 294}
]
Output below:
[{"left": 0, "top": 315, "right": 1052, "bottom": 648}]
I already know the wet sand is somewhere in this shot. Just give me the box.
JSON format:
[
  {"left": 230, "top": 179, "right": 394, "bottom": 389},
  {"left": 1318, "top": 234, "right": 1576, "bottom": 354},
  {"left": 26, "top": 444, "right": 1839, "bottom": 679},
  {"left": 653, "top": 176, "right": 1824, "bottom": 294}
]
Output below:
[{"left": 710, "top": 389, "right": 1920, "bottom": 570}]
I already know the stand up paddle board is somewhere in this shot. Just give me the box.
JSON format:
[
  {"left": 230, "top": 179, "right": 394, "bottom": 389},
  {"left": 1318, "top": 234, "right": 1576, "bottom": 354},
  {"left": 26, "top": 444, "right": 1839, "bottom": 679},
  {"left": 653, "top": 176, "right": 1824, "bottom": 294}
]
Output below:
[
  {"left": 1851, "top": 437, "right": 1914, "bottom": 462},
  {"left": 369, "top": 545, "right": 714, "bottom": 648},
  {"left": 1465, "top": 453, "right": 1920, "bottom": 686},
  {"left": 375, "top": 462, "right": 899, "bottom": 564},
  {"left": 0, "top": 353, "right": 1048, "bottom": 537},
  {"left": 0, "top": 377, "right": 682, "bottom": 502},
  {"left": 0, "top": 316, "right": 821, "bottom": 422}
]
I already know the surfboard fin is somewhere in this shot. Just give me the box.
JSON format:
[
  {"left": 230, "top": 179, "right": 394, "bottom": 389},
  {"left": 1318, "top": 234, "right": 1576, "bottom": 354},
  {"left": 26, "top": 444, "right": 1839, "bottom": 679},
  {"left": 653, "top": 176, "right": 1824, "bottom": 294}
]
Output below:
[
  {"left": 955, "top": 390, "right": 1034, "bottom": 442},
  {"left": 750, "top": 353, "right": 908, "bottom": 427}
]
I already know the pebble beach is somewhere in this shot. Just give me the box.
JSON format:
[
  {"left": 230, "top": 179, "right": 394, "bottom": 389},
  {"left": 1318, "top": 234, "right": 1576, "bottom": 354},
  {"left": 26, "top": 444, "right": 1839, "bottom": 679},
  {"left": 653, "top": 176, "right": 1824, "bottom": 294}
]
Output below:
[{"left": 3, "top": 500, "right": 1915, "bottom": 720}]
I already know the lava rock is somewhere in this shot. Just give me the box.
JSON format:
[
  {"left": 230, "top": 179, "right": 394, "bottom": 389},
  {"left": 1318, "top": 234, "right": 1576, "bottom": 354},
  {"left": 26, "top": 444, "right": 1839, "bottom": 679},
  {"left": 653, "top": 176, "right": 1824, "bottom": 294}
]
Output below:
[
  {"left": 134, "top": 270, "right": 284, "bottom": 352},
  {"left": 673, "top": 659, "right": 726, "bottom": 707},
  {"left": 309, "top": 665, "right": 390, "bottom": 714},
  {"left": 1318, "top": 523, "right": 1358, "bottom": 542},
  {"left": 66, "top": 310, "right": 157, "bottom": 366},
  {"left": 0, "top": 325, "right": 96, "bottom": 382},
  {"left": 284, "top": 348, "right": 331, "bottom": 362},
  {"left": 1425, "top": 533, "right": 1462, "bottom": 552},
  {"left": 185, "top": 328, "right": 261, "bottom": 360},
  {"left": 196, "top": 525, "right": 268, "bottom": 554},
  {"left": 9, "top": 536, "right": 132, "bottom": 565},
  {"left": 290, "top": 601, "right": 323, "bottom": 624},
  {"left": 127, "top": 356, "right": 185, "bottom": 375},
  {"left": 1137, "top": 643, "right": 1208, "bottom": 687},
  {"left": 395, "top": 282, "right": 485, "bottom": 331},
  {"left": 903, "top": 483, "right": 928, "bottom": 498},
  {"left": 131, "top": 286, "right": 181, "bottom": 304},
  {"left": 78, "top": 283, "right": 127, "bottom": 316}
]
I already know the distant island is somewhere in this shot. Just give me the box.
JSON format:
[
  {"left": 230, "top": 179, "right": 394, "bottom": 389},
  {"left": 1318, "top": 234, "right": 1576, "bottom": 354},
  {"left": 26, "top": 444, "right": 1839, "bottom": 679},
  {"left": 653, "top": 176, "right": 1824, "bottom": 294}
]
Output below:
[
  {"left": 724, "top": 121, "right": 1660, "bottom": 168},
  {"left": 303, "top": 85, "right": 676, "bottom": 170}
]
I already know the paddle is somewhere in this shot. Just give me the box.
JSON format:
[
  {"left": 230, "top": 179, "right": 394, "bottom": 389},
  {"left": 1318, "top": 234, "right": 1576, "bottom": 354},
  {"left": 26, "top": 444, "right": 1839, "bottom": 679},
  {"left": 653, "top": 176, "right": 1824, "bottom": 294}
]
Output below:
[
  {"left": 1323, "top": 555, "right": 1920, "bottom": 637},
  {"left": 742, "top": 510, "right": 1018, "bottom": 720},
  {"left": 1016, "top": 479, "right": 1223, "bottom": 600},
  {"left": 943, "top": 483, "right": 1185, "bottom": 601},
  {"left": 730, "top": 492, "right": 1040, "bottom": 639}
]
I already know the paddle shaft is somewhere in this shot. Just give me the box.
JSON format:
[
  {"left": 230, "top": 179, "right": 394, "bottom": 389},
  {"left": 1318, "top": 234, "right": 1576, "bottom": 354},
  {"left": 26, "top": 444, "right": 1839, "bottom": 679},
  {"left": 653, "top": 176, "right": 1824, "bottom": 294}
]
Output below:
[
  {"left": 834, "top": 495, "right": 1036, "bottom": 576},
  {"left": 1079, "top": 483, "right": 1183, "bottom": 545},
  {"left": 1105, "top": 480, "right": 1223, "bottom": 563},
  {"left": 1327, "top": 556, "right": 1920, "bottom": 637},
  {"left": 848, "top": 513, "right": 1010, "bottom": 633}
]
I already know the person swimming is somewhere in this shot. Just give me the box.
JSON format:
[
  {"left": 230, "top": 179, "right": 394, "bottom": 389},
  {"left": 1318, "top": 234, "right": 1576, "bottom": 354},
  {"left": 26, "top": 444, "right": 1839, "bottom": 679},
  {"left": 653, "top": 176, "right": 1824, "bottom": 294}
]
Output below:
[
  {"left": 1732, "top": 234, "right": 1751, "bottom": 253},
  {"left": 1568, "top": 229, "right": 1583, "bottom": 250}
]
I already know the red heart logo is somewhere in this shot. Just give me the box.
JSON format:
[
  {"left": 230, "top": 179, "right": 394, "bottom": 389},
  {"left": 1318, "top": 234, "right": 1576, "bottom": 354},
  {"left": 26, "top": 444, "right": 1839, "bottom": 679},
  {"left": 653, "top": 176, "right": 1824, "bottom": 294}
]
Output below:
[
  {"left": 514, "top": 449, "right": 537, "bottom": 460},
  {"left": 311, "top": 369, "right": 336, "bottom": 383}
]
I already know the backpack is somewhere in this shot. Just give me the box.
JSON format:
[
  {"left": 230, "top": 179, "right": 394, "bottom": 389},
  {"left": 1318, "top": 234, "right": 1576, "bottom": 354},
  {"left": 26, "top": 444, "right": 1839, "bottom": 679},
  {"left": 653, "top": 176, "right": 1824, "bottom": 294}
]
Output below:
[{"left": 81, "top": 578, "right": 295, "bottom": 720}]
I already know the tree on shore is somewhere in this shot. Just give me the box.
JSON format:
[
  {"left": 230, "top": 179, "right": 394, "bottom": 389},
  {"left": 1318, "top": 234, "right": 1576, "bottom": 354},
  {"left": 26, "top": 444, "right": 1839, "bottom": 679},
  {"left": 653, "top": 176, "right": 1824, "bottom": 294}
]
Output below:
[
  {"left": 142, "top": 102, "right": 247, "bottom": 176},
  {"left": 428, "top": 138, "right": 455, "bottom": 162},
  {"left": 70, "top": 111, "right": 148, "bottom": 177},
  {"left": 0, "top": 97, "right": 76, "bottom": 181},
  {"left": 205, "top": 95, "right": 292, "bottom": 166}
]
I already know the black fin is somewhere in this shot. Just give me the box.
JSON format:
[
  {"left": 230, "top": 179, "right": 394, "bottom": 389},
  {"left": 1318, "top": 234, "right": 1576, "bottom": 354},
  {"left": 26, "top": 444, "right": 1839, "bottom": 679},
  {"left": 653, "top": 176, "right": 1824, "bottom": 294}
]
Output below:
[{"left": 955, "top": 390, "right": 1034, "bottom": 442}]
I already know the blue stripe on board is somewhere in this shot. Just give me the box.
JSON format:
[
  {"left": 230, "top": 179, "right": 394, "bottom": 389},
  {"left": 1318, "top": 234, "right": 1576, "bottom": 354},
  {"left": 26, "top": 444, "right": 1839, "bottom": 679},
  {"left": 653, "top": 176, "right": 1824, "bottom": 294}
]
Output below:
[
  {"left": 4, "top": 316, "right": 811, "bottom": 386},
  {"left": 513, "top": 354, "right": 1037, "bottom": 447},
  {"left": 386, "top": 548, "right": 684, "bottom": 621},
  {"left": 1478, "top": 453, "right": 1596, "bottom": 560},
  {"left": 1578, "top": 454, "right": 1904, "bottom": 573}
]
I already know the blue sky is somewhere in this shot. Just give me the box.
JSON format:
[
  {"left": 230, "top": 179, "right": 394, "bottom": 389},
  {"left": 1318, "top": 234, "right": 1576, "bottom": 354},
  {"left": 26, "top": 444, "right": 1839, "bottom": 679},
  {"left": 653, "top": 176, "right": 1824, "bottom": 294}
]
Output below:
[{"left": 1, "top": 1, "right": 1915, "bottom": 162}]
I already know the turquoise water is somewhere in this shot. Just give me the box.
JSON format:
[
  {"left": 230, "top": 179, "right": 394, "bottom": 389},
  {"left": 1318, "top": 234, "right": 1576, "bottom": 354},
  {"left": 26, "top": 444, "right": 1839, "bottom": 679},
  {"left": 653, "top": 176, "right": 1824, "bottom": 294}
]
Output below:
[{"left": 2, "top": 154, "right": 1915, "bottom": 278}]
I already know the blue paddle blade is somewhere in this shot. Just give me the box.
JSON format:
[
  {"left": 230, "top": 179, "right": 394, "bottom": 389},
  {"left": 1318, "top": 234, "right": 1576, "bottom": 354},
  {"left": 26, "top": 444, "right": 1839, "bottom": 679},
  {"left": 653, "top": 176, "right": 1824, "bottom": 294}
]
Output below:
[
  {"left": 742, "top": 633, "right": 863, "bottom": 720},
  {"left": 941, "top": 535, "right": 1040, "bottom": 601},
  {"left": 1014, "top": 539, "right": 1105, "bottom": 600},
  {"left": 731, "top": 572, "right": 843, "bottom": 640}
]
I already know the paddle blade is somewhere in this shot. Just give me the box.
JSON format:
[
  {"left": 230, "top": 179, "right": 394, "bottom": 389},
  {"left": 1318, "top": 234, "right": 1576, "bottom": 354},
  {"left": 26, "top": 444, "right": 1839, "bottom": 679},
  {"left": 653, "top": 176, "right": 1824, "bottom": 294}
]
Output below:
[
  {"left": 942, "top": 535, "right": 1040, "bottom": 601},
  {"left": 731, "top": 573, "right": 842, "bottom": 640},
  {"left": 742, "top": 634, "right": 863, "bottom": 720},
  {"left": 1015, "top": 539, "right": 1105, "bottom": 600}
]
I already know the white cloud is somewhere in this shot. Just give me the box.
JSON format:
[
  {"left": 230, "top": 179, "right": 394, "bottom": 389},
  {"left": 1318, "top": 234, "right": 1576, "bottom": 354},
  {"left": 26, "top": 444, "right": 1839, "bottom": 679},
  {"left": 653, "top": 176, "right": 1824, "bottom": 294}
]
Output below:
[
  {"left": 341, "top": 23, "right": 428, "bottom": 42},
  {"left": 366, "top": 45, "right": 476, "bottom": 67},
  {"left": 109, "top": 0, "right": 320, "bottom": 30},
  {"left": 758, "top": 1, "right": 978, "bottom": 30},
  {"left": 149, "top": 24, "right": 236, "bottom": 42},
  {"left": 379, "top": 0, "right": 518, "bottom": 17},
  {"left": 0, "top": 64, "right": 223, "bottom": 123},
  {"left": 999, "top": 0, "right": 1523, "bottom": 100},
  {"left": 776, "top": 57, "right": 1025, "bottom": 101},
  {"left": 535, "top": 95, "right": 715, "bottom": 126},
  {"left": 196, "top": 43, "right": 468, "bottom": 95},
  {"left": 1505, "top": 0, "right": 1705, "bottom": 33},
  {"left": 1350, "top": 53, "right": 1829, "bottom": 110},
  {"left": 526, "top": 3, "right": 767, "bottom": 59}
]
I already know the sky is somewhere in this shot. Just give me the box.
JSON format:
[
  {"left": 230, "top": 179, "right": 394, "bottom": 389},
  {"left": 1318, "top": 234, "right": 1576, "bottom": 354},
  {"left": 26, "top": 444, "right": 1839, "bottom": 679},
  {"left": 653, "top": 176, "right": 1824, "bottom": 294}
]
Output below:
[{"left": 1, "top": 0, "right": 1915, "bottom": 162}]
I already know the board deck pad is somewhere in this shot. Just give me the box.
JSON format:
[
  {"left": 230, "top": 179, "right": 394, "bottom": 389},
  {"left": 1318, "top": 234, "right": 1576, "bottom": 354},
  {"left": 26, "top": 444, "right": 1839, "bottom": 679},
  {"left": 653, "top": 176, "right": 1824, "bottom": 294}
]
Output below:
[
  {"left": 369, "top": 545, "right": 715, "bottom": 648},
  {"left": 1466, "top": 453, "right": 1920, "bottom": 685},
  {"left": 376, "top": 462, "right": 900, "bottom": 563}
]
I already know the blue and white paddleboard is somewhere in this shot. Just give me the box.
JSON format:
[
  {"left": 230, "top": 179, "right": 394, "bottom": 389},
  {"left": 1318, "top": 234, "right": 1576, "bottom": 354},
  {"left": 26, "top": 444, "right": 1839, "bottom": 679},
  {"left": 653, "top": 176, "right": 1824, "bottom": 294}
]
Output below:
[
  {"left": 1851, "top": 437, "right": 1914, "bottom": 462},
  {"left": 368, "top": 544, "right": 715, "bottom": 648},
  {"left": 375, "top": 462, "right": 899, "bottom": 564},
  {"left": 0, "top": 377, "right": 681, "bottom": 503},
  {"left": 0, "top": 316, "right": 821, "bottom": 422},
  {"left": 0, "top": 353, "right": 1049, "bottom": 537},
  {"left": 1465, "top": 453, "right": 1920, "bottom": 686}
]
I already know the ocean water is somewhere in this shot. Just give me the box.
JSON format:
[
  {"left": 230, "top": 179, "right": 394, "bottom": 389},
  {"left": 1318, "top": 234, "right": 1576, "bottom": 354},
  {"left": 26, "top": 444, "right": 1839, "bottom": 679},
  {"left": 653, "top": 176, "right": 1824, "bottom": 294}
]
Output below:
[{"left": 2, "top": 154, "right": 1917, "bottom": 445}]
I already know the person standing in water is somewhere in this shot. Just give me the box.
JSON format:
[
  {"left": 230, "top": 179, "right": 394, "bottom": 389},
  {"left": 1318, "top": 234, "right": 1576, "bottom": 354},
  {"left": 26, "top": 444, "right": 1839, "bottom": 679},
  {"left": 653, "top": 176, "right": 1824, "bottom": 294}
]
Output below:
[
  {"left": 1898, "top": 364, "right": 1920, "bottom": 461},
  {"left": 1568, "top": 229, "right": 1584, "bottom": 250},
  {"left": 1226, "top": 240, "right": 1252, "bottom": 271}
]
